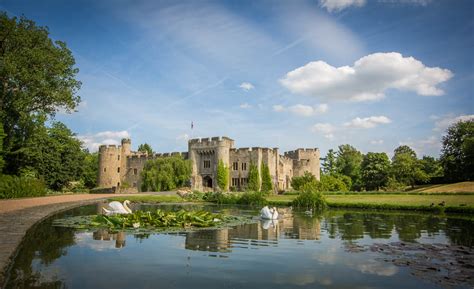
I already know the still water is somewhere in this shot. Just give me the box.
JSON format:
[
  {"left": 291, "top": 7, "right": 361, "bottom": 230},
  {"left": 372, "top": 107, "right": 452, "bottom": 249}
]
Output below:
[{"left": 4, "top": 204, "right": 474, "bottom": 289}]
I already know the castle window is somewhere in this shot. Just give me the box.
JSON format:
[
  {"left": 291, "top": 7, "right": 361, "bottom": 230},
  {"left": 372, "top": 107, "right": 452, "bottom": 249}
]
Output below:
[
  {"left": 203, "top": 160, "right": 211, "bottom": 168},
  {"left": 134, "top": 168, "right": 138, "bottom": 175},
  {"left": 117, "top": 182, "right": 120, "bottom": 187},
  {"left": 117, "top": 167, "right": 120, "bottom": 173},
  {"left": 232, "top": 162, "right": 238, "bottom": 171},
  {"left": 118, "top": 155, "right": 120, "bottom": 160},
  {"left": 103, "top": 168, "right": 106, "bottom": 172},
  {"left": 133, "top": 182, "right": 137, "bottom": 187},
  {"left": 240, "top": 178, "right": 248, "bottom": 186},
  {"left": 242, "top": 163, "right": 247, "bottom": 171},
  {"left": 231, "top": 178, "right": 240, "bottom": 187}
]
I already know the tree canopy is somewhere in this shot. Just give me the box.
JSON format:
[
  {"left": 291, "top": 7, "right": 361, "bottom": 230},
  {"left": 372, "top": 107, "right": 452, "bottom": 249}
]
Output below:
[
  {"left": 335, "top": 144, "right": 363, "bottom": 190},
  {"left": 141, "top": 156, "right": 191, "bottom": 192},
  {"left": 361, "top": 152, "right": 391, "bottom": 191},
  {"left": 0, "top": 12, "right": 81, "bottom": 175},
  {"left": 441, "top": 119, "right": 474, "bottom": 182},
  {"left": 138, "top": 143, "right": 153, "bottom": 155},
  {"left": 391, "top": 145, "right": 428, "bottom": 187}
]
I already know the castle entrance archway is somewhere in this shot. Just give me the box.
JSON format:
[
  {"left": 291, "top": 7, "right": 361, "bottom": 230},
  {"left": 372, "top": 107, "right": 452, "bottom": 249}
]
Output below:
[{"left": 203, "top": 176, "right": 213, "bottom": 189}]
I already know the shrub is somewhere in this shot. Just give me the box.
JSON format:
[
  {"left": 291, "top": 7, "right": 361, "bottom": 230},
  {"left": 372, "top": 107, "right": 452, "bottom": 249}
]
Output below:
[
  {"left": 261, "top": 163, "right": 273, "bottom": 193},
  {"left": 384, "top": 177, "right": 405, "bottom": 191},
  {"left": 292, "top": 182, "right": 327, "bottom": 210},
  {"left": 216, "top": 160, "right": 229, "bottom": 191},
  {"left": 291, "top": 171, "right": 317, "bottom": 191},
  {"left": 237, "top": 191, "right": 267, "bottom": 206},
  {"left": 203, "top": 191, "right": 266, "bottom": 206},
  {"left": 247, "top": 163, "right": 260, "bottom": 191},
  {"left": 320, "top": 174, "right": 348, "bottom": 192},
  {"left": 203, "top": 192, "right": 239, "bottom": 204},
  {"left": 0, "top": 175, "right": 47, "bottom": 199}
]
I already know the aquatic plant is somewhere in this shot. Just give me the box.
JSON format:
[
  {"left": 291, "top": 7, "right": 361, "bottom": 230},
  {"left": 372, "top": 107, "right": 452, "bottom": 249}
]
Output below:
[{"left": 96, "top": 209, "right": 227, "bottom": 229}]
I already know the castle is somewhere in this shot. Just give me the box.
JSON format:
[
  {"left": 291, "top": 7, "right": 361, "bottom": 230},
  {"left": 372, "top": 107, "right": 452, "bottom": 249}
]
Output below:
[{"left": 98, "top": 137, "right": 320, "bottom": 192}]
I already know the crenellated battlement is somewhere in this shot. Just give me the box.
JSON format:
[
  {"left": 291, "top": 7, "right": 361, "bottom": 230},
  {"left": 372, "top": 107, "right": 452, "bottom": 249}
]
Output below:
[
  {"left": 284, "top": 148, "right": 319, "bottom": 158},
  {"left": 189, "top": 136, "right": 234, "bottom": 147},
  {"left": 99, "top": 144, "right": 121, "bottom": 151}
]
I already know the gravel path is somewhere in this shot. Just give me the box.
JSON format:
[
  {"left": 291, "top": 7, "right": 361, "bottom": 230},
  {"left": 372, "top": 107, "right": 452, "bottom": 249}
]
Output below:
[{"left": 0, "top": 193, "right": 148, "bottom": 288}]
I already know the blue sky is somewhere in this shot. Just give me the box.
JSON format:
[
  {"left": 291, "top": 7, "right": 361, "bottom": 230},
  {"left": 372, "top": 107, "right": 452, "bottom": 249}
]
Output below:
[{"left": 1, "top": 0, "right": 473, "bottom": 157}]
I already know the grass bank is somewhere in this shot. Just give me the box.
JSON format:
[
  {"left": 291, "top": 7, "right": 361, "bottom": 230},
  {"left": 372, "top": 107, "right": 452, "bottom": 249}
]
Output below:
[
  {"left": 408, "top": 182, "right": 474, "bottom": 193},
  {"left": 110, "top": 193, "right": 474, "bottom": 214},
  {"left": 266, "top": 194, "right": 474, "bottom": 214}
]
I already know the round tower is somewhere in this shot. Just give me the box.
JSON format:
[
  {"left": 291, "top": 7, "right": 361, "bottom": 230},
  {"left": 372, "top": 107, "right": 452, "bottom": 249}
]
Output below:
[{"left": 98, "top": 145, "right": 121, "bottom": 189}]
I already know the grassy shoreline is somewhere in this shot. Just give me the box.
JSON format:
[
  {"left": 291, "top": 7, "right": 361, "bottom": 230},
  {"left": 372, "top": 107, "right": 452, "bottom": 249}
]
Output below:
[{"left": 111, "top": 193, "right": 474, "bottom": 214}]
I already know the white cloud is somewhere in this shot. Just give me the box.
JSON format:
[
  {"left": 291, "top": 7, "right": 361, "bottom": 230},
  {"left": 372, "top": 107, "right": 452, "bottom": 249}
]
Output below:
[
  {"left": 239, "top": 82, "right": 255, "bottom": 91},
  {"left": 433, "top": 114, "right": 474, "bottom": 132},
  {"left": 370, "top": 139, "right": 384, "bottom": 145},
  {"left": 312, "top": 123, "right": 335, "bottom": 139},
  {"left": 273, "top": 105, "right": 285, "bottom": 112},
  {"left": 239, "top": 103, "right": 252, "bottom": 109},
  {"left": 273, "top": 103, "right": 328, "bottom": 117},
  {"left": 319, "top": 0, "right": 366, "bottom": 12},
  {"left": 399, "top": 135, "right": 441, "bottom": 156},
  {"left": 77, "top": 130, "right": 130, "bottom": 152},
  {"left": 344, "top": 116, "right": 391, "bottom": 128},
  {"left": 280, "top": 52, "right": 453, "bottom": 102}
]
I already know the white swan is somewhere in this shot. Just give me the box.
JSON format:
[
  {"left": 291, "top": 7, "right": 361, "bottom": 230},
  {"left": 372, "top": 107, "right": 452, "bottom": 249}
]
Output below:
[
  {"left": 102, "top": 200, "right": 133, "bottom": 215},
  {"left": 261, "top": 219, "right": 278, "bottom": 230},
  {"left": 260, "top": 206, "right": 279, "bottom": 220}
]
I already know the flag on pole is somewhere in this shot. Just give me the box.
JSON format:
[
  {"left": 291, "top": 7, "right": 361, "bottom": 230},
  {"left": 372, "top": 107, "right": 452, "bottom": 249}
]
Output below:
[{"left": 191, "top": 121, "right": 194, "bottom": 130}]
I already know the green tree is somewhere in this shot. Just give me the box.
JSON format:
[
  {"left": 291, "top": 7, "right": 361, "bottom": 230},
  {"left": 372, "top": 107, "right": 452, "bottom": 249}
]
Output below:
[
  {"left": 0, "top": 13, "right": 81, "bottom": 174},
  {"left": 19, "top": 122, "right": 85, "bottom": 190},
  {"left": 0, "top": 121, "right": 4, "bottom": 172},
  {"left": 361, "top": 152, "right": 391, "bottom": 191},
  {"left": 321, "top": 149, "right": 337, "bottom": 175},
  {"left": 419, "top": 156, "right": 443, "bottom": 179},
  {"left": 247, "top": 162, "right": 260, "bottom": 191},
  {"left": 320, "top": 174, "right": 348, "bottom": 191},
  {"left": 216, "top": 160, "right": 229, "bottom": 191},
  {"left": 440, "top": 120, "right": 474, "bottom": 182},
  {"left": 391, "top": 145, "right": 428, "bottom": 187},
  {"left": 82, "top": 151, "right": 98, "bottom": 189},
  {"left": 335, "top": 144, "right": 363, "bottom": 190},
  {"left": 141, "top": 155, "right": 191, "bottom": 191},
  {"left": 291, "top": 171, "right": 317, "bottom": 191},
  {"left": 393, "top": 145, "right": 417, "bottom": 158},
  {"left": 138, "top": 143, "right": 153, "bottom": 155},
  {"left": 261, "top": 162, "right": 273, "bottom": 193}
]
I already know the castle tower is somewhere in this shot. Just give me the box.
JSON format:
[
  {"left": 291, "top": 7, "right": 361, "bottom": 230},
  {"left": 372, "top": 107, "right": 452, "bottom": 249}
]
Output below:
[
  {"left": 188, "top": 136, "right": 234, "bottom": 191},
  {"left": 284, "top": 148, "right": 321, "bottom": 181},
  {"left": 98, "top": 144, "right": 121, "bottom": 189},
  {"left": 120, "top": 138, "right": 131, "bottom": 180}
]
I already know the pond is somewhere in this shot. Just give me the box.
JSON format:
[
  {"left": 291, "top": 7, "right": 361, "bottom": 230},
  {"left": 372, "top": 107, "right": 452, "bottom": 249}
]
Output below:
[{"left": 4, "top": 203, "right": 474, "bottom": 289}]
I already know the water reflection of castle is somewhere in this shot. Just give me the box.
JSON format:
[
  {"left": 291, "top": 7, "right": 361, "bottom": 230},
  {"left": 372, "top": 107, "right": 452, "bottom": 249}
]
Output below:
[
  {"left": 185, "top": 214, "right": 321, "bottom": 254},
  {"left": 93, "top": 229, "right": 127, "bottom": 248}
]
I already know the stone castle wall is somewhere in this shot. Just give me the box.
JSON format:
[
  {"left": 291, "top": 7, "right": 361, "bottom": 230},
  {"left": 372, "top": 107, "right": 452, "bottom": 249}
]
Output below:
[{"left": 97, "top": 136, "right": 320, "bottom": 193}]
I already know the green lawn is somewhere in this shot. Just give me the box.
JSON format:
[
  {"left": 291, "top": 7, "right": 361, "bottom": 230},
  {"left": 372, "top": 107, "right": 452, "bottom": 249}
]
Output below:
[
  {"left": 267, "top": 194, "right": 474, "bottom": 206},
  {"left": 109, "top": 192, "right": 474, "bottom": 214},
  {"left": 408, "top": 181, "right": 474, "bottom": 193}
]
